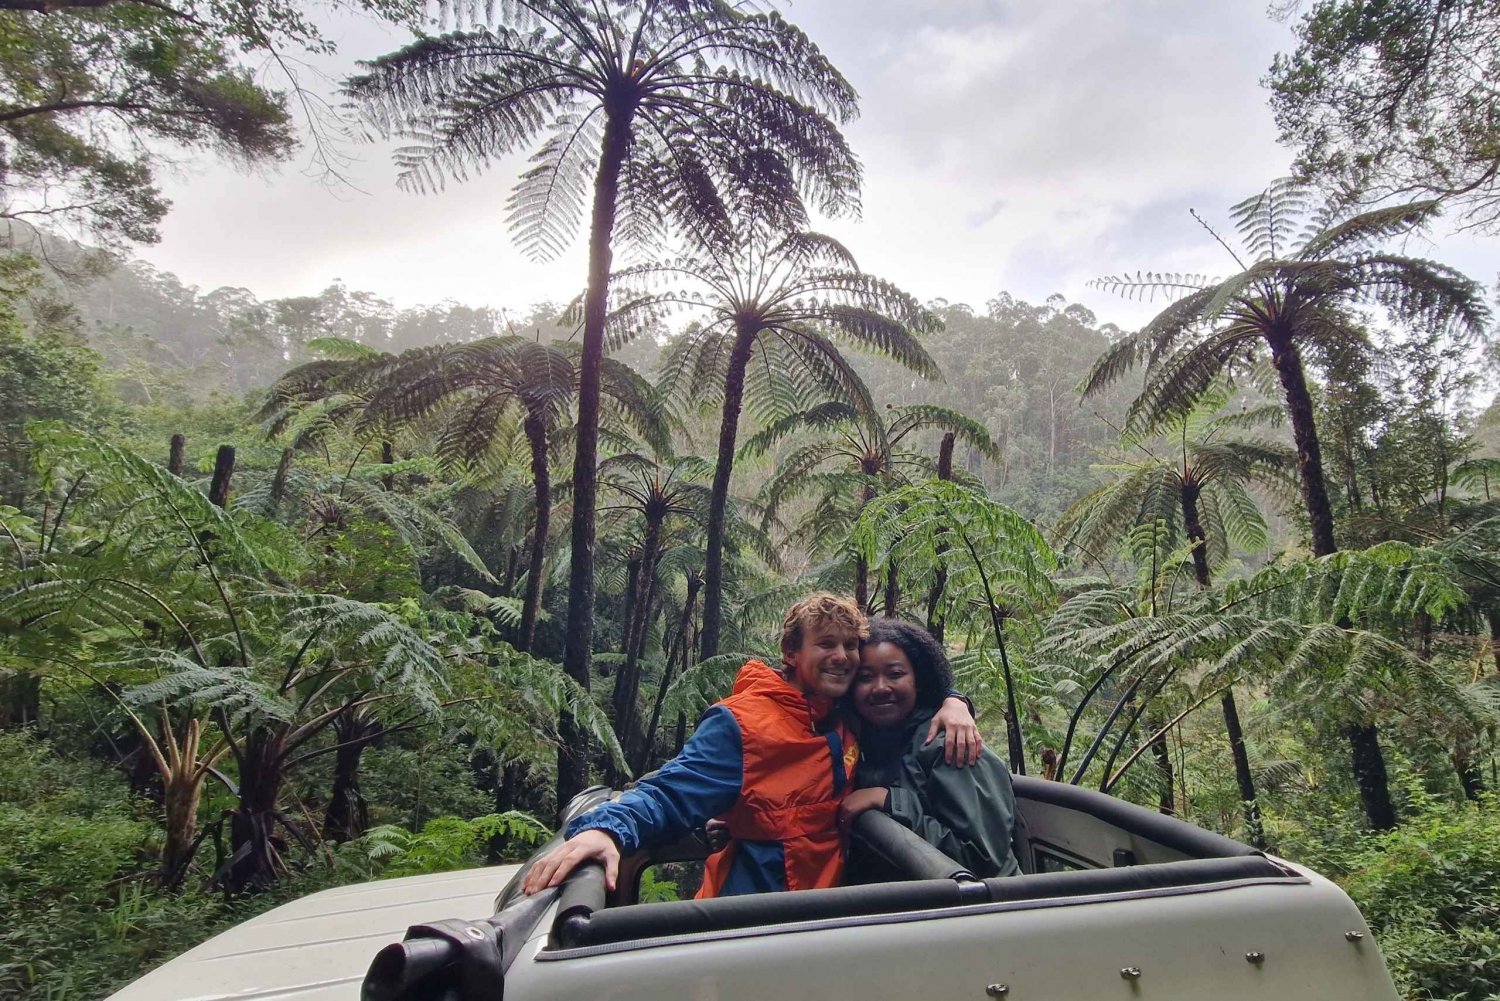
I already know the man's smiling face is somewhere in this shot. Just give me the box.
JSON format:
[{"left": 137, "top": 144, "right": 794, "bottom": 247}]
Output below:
[{"left": 784, "top": 622, "right": 862, "bottom": 700}]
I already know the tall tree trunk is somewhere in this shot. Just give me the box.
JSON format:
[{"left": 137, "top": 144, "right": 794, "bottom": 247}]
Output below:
[
  {"left": 1147, "top": 714, "right": 1175, "bottom": 815},
  {"left": 380, "top": 440, "right": 395, "bottom": 490},
  {"left": 926, "top": 433, "right": 957, "bottom": 641},
  {"left": 1269, "top": 334, "right": 1336, "bottom": 558},
  {"left": 883, "top": 560, "right": 899, "bottom": 618},
  {"left": 1182, "top": 481, "right": 1264, "bottom": 845},
  {"left": 269, "top": 446, "right": 294, "bottom": 512},
  {"left": 208, "top": 445, "right": 235, "bottom": 509},
  {"left": 224, "top": 727, "right": 288, "bottom": 892},
  {"left": 854, "top": 467, "right": 877, "bottom": 613},
  {"left": 614, "top": 514, "right": 662, "bottom": 761},
  {"left": 517, "top": 411, "right": 549, "bottom": 653},
  {"left": 168, "top": 433, "right": 185, "bottom": 477},
  {"left": 324, "top": 710, "right": 382, "bottom": 843},
  {"left": 1271, "top": 331, "right": 1394, "bottom": 830},
  {"left": 1221, "top": 690, "right": 1266, "bottom": 848},
  {"left": 557, "top": 108, "right": 630, "bottom": 810},
  {"left": 700, "top": 324, "right": 757, "bottom": 660},
  {"left": 1180, "top": 481, "right": 1212, "bottom": 588},
  {"left": 639, "top": 575, "right": 701, "bottom": 775}
]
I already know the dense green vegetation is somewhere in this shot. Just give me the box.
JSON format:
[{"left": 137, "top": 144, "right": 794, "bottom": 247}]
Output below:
[{"left": 2, "top": 2, "right": 1500, "bottom": 1000}]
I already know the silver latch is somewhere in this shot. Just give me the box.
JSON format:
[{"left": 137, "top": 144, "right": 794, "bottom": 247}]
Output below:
[
  {"left": 1120, "top": 967, "right": 1143, "bottom": 980},
  {"left": 984, "top": 986, "right": 1009, "bottom": 997}
]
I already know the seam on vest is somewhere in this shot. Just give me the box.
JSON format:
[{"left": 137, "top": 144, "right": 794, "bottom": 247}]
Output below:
[{"left": 825, "top": 729, "right": 847, "bottom": 795}]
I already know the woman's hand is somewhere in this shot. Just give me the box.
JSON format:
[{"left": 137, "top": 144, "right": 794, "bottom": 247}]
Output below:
[
  {"left": 838, "top": 787, "right": 890, "bottom": 834},
  {"left": 521, "top": 828, "right": 621, "bottom": 894},
  {"left": 925, "top": 696, "right": 983, "bottom": 766},
  {"left": 701, "top": 817, "right": 731, "bottom": 852}
]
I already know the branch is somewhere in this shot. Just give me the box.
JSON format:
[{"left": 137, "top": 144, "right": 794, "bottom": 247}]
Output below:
[
  {"left": 1103, "top": 683, "right": 1233, "bottom": 793},
  {"left": 0, "top": 0, "right": 199, "bottom": 22}
]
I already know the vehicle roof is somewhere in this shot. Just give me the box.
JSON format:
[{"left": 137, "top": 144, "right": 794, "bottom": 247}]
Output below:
[{"left": 105, "top": 864, "right": 520, "bottom": 1001}]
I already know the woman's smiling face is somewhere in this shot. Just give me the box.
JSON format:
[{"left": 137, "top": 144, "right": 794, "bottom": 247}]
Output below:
[{"left": 852, "top": 641, "right": 919, "bottom": 727}]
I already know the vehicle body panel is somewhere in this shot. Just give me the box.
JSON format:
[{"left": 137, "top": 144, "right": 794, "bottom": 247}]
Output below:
[
  {"left": 510, "top": 861, "right": 1397, "bottom": 1001},
  {"left": 105, "top": 865, "right": 520, "bottom": 1001}
]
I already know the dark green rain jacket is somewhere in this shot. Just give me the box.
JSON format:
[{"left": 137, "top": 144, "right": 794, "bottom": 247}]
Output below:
[{"left": 853, "top": 705, "right": 1020, "bottom": 878}]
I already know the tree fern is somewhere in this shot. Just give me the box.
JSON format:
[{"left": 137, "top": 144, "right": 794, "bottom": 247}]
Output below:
[{"left": 1085, "top": 177, "right": 1488, "bottom": 561}]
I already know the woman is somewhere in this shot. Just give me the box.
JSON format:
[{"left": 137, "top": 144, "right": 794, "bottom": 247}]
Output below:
[{"left": 838, "top": 618, "right": 1021, "bottom": 879}]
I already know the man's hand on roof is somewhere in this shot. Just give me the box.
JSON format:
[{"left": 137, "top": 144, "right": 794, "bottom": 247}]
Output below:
[{"left": 522, "top": 829, "right": 621, "bottom": 894}]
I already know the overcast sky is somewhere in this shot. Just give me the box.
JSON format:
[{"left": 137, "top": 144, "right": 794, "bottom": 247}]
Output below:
[{"left": 138, "top": 0, "right": 1500, "bottom": 332}]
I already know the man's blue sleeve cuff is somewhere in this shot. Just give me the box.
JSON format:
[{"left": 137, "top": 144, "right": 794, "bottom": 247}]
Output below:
[{"left": 566, "top": 812, "right": 638, "bottom": 852}]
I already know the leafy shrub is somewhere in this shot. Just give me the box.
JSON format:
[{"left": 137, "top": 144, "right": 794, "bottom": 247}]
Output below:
[
  {"left": 352, "top": 812, "right": 550, "bottom": 877},
  {"left": 1331, "top": 794, "right": 1500, "bottom": 1001},
  {"left": 0, "top": 731, "right": 222, "bottom": 1001}
]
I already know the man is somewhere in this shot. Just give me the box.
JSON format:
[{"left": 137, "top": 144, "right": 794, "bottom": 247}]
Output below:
[{"left": 522, "top": 593, "right": 980, "bottom": 897}]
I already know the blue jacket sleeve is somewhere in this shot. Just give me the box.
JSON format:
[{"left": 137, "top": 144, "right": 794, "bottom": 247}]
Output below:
[{"left": 565, "top": 706, "right": 743, "bottom": 853}]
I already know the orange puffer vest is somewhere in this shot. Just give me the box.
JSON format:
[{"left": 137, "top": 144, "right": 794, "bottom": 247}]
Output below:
[{"left": 697, "top": 660, "right": 858, "bottom": 897}]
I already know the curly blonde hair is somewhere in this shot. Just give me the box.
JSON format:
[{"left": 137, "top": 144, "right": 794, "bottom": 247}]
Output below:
[{"left": 780, "top": 592, "right": 868, "bottom": 656}]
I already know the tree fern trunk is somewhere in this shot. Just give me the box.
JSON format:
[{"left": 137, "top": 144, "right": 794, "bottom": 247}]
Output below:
[
  {"left": 854, "top": 470, "right": 876, "bottom": 613},
  {"left": 157, "top": 717, "right": 205, "bottom": 888},
  {"left": 883, "top": 560, "right": 899, "bottom": 618},
  {"left": 1147, "top": 714, "right": 1175, "bottom": 815},
  {"left": 558, "top": 108, "right": 630, "bottom": 810},
  {"left": 1182, "top": 481, "right": 1264, "bottom": 844},
  {"left": 168, "top": 433, "right": 185, "bottom": 477},
  {"left": 700, "top": 324, "right": 757, "bottom": 660},
  {"left": 925, "top": 433, "right": 956, "bottom": 641},
  {"left": 324, "top": 709, "right": 382, "bottom": 843},
  {"left": 208, "top": 445, "right": 235, "bottom": 509},
  {"left": 225, "top": 727, "right": 287, "bottom": 892},
  {"left": 1272, "top": 332, "right": 1395, "bottom": 830},
  {"left": 1269, "top": 333, "right": 1337, "bottom": 557},
  {"left": 614, "top": 513, "right": 662, "bottom": 762},
  {"left": 159, "top": 764, "right": 203, "bottom": 888},
  {"left": 1180, "top": 482, "right": 1211, "bottom": 588},
  {"left": 639, "top": 575, "right": 700, "bottom": 775},
  {"left": 518, "top": 414, "right": 549, "bottom": 653},
  {"left": 0, "top": 674, "right": 39, "bottom": 728},
  {"left": 1221, "top": 689, "right": 1266, "bottom": 848},
  {"left": 269, "top": 447, "right": 294, "bottom": 512},
  {"left": 1490, "top": 610, "right": 1500, "bottom": 675},
  {"left": 1346, "top": 722, "right": 1395, "bottom": 830}
]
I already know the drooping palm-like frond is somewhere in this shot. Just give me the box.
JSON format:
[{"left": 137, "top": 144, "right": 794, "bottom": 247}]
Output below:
[
  {"left": 1038, "top": 534, "right": 1487, "bottom": 806},
  {"left": 347, "top": 1, "right": 861, "bottom": 259},
  {"left": 657, "top": 652, "right": 761, "bottom": 724},
  {"left": 607, "top": 196, "right": 941, "bottom": 658},
  {"left": 743, "top": 398, "right": 998, "bottom": 611},
  {"left": 852, "top": 479, "right": 1058, "bottom": 772},
  {"left": 1057, "top": 384, "right": 1292, "bottom": 581}
]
